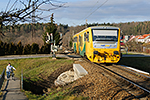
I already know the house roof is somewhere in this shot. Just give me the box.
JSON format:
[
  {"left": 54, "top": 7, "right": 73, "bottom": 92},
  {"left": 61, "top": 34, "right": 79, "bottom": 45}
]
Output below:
[
  {"left": 128, "top": 35, "right": 135, "bottom": 42},
  {"left": 135, "top": 35, "right": 141, "bottom": 38},
  {"left": 138, "top": 34, "right": 150, "bottom": 39},
  {"left": 138, "top": 36, "right": 144, "bottom": 39},
  {"left": 143, "top": 34, "right": 150, "bottom": 37}
]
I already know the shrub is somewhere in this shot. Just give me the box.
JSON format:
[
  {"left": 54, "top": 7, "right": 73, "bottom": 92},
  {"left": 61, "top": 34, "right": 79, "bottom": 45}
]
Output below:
[
  {"left": 15, "top": 41, "right": 23, "bottom": 55},
  {"left": 23, "top": 44, "right": 31, "bottom": 54},
  {"left": 31, "top": 43, "right": 39, "bottom": 54},
  {"left": 0, "top": 41, "right": 5, "bottom": 56}
]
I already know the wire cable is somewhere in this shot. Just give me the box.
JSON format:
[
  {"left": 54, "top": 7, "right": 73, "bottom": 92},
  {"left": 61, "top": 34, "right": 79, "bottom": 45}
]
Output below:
[
  {"left": 79, "top": 0, "right": 108, "bottom": 25},
  {"left": 5, "top": 0, "right": 11, "bottom": 12},
  {"left": 8, "top": 0, "right": 18, "bottom": 12}
]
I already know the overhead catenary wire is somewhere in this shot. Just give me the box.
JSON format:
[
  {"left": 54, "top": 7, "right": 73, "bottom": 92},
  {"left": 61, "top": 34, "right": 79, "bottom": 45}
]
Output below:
[
  {"left": 8, "top": 0, "right": 18, "bottom": 12},
  {"left": 82, "top": 0, "right": 101, "bottom": 26},
  {"left": 5, "top": 0, "right": 11, "bottom": 12},
  {"left": 79, "top": 0, "right": 108, "bottom": 25},
  {"left": 89, "top": 0, "right": 101, "bottom": 13}
]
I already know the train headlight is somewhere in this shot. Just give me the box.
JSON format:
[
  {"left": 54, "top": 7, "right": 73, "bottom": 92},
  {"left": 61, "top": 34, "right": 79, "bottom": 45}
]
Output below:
[
  {"left": 114, "top": 51, "right": 119, "bottom": 55},
  {"left": 93, "top": 51, "right": 98, "bottom": 54}
]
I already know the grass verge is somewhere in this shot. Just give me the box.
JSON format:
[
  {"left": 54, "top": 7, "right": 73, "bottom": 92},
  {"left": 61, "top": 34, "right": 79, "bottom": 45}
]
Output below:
[{"left": 0, "top": 57, "right": 88, "bottom": 100}]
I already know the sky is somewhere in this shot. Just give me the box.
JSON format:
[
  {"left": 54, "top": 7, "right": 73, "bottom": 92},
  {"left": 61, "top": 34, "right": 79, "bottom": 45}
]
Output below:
[{"left": 1, "top": 0, "right": 150, "bottom": 26}]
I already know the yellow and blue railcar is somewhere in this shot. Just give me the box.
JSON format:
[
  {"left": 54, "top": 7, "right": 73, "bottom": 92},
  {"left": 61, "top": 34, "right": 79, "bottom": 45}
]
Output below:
[
  {"left": 73, "top": 26, "right": 121, "bottom": 63},
  {"left": 73, "top": 33, "right": 79, "bottom": 54}
]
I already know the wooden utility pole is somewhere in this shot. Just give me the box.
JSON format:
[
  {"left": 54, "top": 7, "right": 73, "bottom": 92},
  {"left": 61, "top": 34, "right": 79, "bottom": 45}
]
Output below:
[
  {"left": 86, "top": 19, "right": 88, "bottom": 28},
  {"left": 32, "top": 1, "right": 35, "bottom": 41}
]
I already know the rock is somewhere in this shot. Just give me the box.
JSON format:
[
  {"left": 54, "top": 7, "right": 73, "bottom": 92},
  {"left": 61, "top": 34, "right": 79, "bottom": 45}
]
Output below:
[{"left": 54, "top": 70, "right": 74, "bottom": 86}]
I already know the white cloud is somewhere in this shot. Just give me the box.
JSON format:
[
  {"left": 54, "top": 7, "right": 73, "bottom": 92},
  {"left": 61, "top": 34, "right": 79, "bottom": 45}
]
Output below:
[
  {"left": 27, "top": 0, "right": 150, "bottom": 26},
  {"left": 1, "top": 0, "right": 150, "bottom": 26}
]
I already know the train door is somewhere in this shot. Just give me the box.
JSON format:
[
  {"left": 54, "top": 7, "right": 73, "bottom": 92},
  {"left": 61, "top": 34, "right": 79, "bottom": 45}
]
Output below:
[
  {"left": 79, "top": 34, "right": 84, "bottom": 56},
  {"left": 76, "top": 35, "right": 79, "bottom": 54},
  {"left": 83, "top": 32, "right": 86, "bottom": 56},
  {"left": 79, "top": 33, "right": 86, "bottom": 56},
  {"left": 73, "top": 36, "right": 77, "bottom": 53},
  {"left": 86, "top": 30, "right": 94, "bottom": 61},
  {"left": 86, "top": 31, "right": 90, "bottom": 58}
]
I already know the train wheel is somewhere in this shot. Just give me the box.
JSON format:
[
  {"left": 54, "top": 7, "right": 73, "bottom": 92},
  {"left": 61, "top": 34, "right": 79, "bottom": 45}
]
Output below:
[
  {"left": 106, "top": 63, "right": 112, "bottom": 66},
  {"left": 83, "top": 53, "right": 87, "bottom": 59},
  {"left": 74, "top": 50, "right": 77, "bottom": 54}
]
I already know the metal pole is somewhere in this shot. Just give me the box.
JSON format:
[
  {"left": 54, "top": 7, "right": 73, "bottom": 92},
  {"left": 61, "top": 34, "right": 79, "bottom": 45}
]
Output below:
[
  {"left": 52, "top": 40, "right": 56, "bottom": 59},
  {"left": 0, "top": 69, "right": 5, "bottom": 90},
  {"left": 21, "top": 69, "right": 23, "bottom": 89}
]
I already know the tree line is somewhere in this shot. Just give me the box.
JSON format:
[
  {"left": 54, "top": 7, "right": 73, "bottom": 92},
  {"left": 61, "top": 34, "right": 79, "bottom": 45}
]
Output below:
[
  {"left": 1, "top": 21, "right": 68, "bottom": 47},
  {"left": 1, "top": 18, "right": 150, "bottom": 55},
  {"left": 81, "top": 21, "right": 150, "bottom": 35},
  {"left": 0, "top": 40, "right": 51, "bottom": 56},
  {"left": 0, "top": 14, "right": 61, "bottom": 56},
  {"left": 2, "top": 23, "right": 45, "bottom": 34}
]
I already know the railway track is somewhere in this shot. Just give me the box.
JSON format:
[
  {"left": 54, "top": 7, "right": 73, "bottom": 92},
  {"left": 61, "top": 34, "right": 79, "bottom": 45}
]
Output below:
[{"left": 82, "top": 58, "right": 150, "bottom": 99}]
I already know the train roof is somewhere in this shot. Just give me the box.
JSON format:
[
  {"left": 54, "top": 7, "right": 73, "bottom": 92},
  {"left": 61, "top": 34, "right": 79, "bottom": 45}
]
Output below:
[
  {"left": 74, "top": 26, "right": 120, "bottom": 36},
  {"left": 89, "top": 26, "right": 120, "bottom": 30}
]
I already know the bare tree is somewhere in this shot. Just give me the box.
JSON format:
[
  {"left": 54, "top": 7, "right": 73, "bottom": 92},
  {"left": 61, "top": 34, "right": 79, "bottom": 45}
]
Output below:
[{"left": 0, "top": 0, "right": 66, "bottom": 37}]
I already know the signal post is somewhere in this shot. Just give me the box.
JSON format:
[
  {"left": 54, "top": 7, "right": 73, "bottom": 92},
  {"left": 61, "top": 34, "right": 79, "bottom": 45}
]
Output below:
[{"left": 46, "top": 32, "right": 57, "bottom": 59}]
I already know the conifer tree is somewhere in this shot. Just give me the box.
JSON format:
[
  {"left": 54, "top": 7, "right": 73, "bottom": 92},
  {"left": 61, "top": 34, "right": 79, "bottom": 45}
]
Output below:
[
  {"left": 8, "top": 42, "right": 16, "bottom": 55},
  {"left": 40, "top": 44, "right": 50, "bottom": 54},
  {"left": 16, "top": 41, "right": 23, "bottom": 55},
  {"left": 31, "top": 43, "right": 39, "bottom": 54},
  {"left": 42, "top": 13, "right": 60, "bottom": 45},
  {"left": 23, "top": 44, "right": 31, "bottom": 54},
  {"left": 0, "top": 40, "right": 5, "bottom": 56},
  {"left": 4, "top": 43, "right": 9, "bottom": 55}
]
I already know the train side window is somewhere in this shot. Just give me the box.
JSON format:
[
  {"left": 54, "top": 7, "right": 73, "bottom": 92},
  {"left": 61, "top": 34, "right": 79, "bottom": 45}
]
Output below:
[
  {"left": 79, "top": 35, "right": 83, "bottom": 46},
  {"left": 86, "top": 32, "right": 89, "bottom": 42},
  {"left": 84, "top": 32, "right": 86, "bottom": 42},
  {"left": 74, "top": 37, "right": 77, "bottom": 42},
  {"left": 73, "top": 37, "right": 75, "bottom": 42}
]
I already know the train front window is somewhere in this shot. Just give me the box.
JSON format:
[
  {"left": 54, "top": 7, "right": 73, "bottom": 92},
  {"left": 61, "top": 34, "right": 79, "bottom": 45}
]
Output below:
[{"left": 92, "top": 30, "right": 118, "bottom": 42}]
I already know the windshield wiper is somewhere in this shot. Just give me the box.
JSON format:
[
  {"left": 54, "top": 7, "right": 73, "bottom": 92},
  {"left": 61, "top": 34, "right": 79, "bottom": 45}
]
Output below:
[{"left": 95, "top": 38, "right": 116, "bottom": 41}]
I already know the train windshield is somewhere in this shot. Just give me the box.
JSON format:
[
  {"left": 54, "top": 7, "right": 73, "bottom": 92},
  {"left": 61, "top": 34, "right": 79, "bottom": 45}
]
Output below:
[{"left": 92, "top": 30, "right": 118, "bottom": 42}]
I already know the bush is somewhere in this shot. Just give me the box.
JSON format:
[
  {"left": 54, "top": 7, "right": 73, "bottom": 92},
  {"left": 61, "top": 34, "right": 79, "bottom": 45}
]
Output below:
[
  {"left": 0, "top": 41, "right": 5, "bottom": 56},
  {"left": 39, "top": 44, "right": 50, "bottom": 54},
  {"left": 15, "top": 41, "right": 23, "bottom": 55},
  {"left": 31, "top": 43, "right": 39, "bottom": 54},
  {"left": 0, "top": 40, "right": 52, "bottom": 55},
  {"left": 23, "top": 44, "right": 31, "bottom": 54},
  {"left": 8, "top": 42, "right": 16, "bottom": 55}
]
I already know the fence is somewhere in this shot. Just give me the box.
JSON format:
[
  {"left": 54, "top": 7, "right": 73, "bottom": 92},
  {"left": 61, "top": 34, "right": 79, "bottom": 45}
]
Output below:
[
  {"left": 21, "top": 69, "right": 23, "bottom": 90},
  {"left": 143, "top": 47, "right": 150, "bottom": 54},
  {"left": 0, "top": 69, "right": 5, "bottom": 89}
]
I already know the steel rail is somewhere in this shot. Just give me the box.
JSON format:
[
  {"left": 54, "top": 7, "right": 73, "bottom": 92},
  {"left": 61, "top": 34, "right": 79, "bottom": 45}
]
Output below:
[
  {"left": 99, "top": 64, "right": 150, "bottom": 94},
  {"left": 118, "top": 65, "right": 150, "bottom": 79},
  {"left": 81, "top": 56, "right": 150, "bottom": 95}
]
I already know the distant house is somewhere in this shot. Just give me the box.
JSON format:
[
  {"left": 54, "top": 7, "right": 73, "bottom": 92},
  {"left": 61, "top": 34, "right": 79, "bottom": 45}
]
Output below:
[
  {"left": 128, "top": 35, "right": 135, "bottom": 42},
  {"left": 134, "top": 35, "right": 141, "bottom": 42},
  {"left": 145, "top": 37, "right": 150, "bottom": 43},
  {"left": 128, "top": 35, "right": 141, "bottom": 42},
  {"left": 125, "top": 34, "right": 150, "bottom": 44},
  {"left": 137, "top": 34, "right": 150, "bottom": 43},
  {"left": 137, "top": 36, "right": 145, "bottom": 43}
]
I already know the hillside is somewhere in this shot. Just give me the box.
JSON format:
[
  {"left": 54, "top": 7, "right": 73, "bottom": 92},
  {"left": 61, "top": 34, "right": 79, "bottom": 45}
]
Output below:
[
  {"left": 1, "top": 21, "right": 150, "bottom": 48},
  {"left": 114, "top": 21, "right": 150, "bottom": 35}
]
